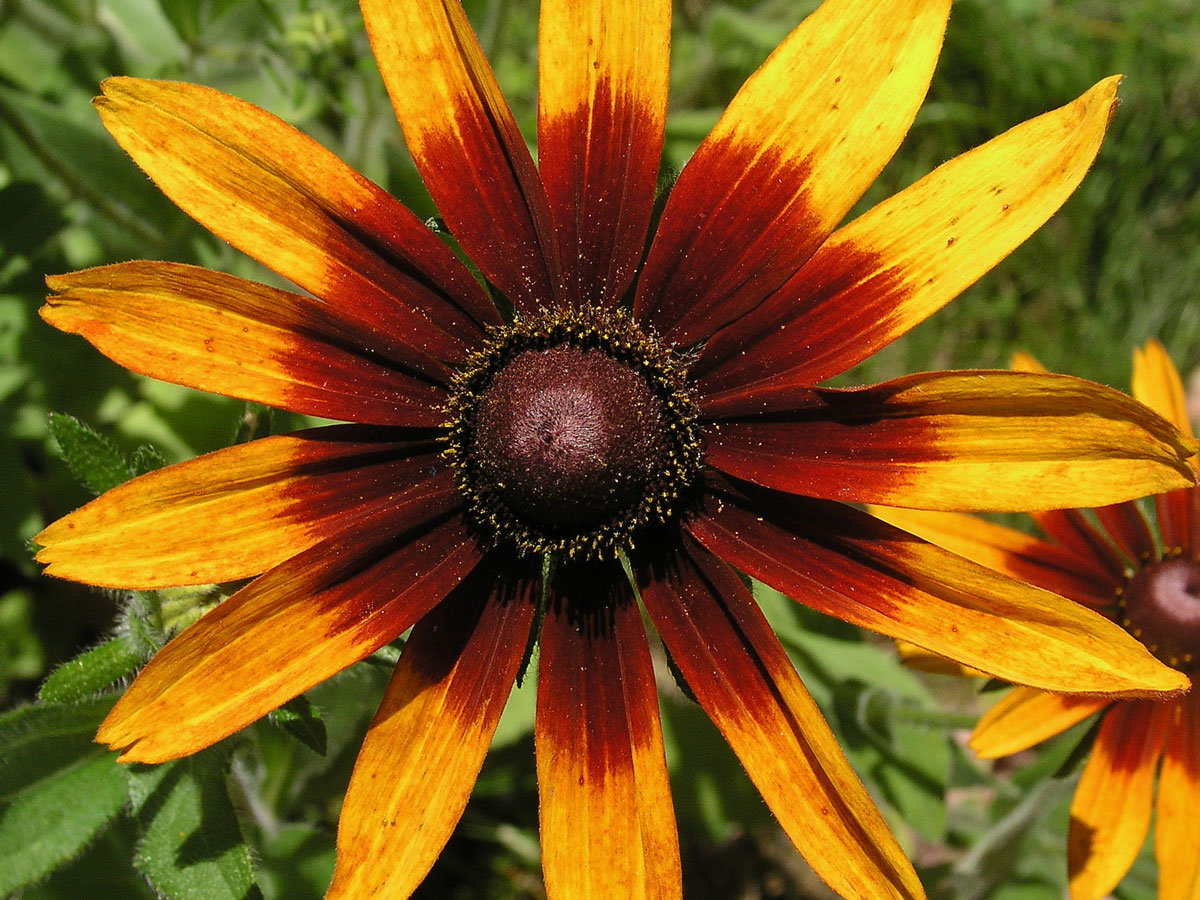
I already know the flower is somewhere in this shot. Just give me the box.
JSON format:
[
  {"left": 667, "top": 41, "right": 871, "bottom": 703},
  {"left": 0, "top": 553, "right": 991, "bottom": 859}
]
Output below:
[
  {"left": 874, "top": 341, "right": 1200, "bottom": 900},
  {"left": 34, "top": 0, "right": 1197, "bottom": 898}
]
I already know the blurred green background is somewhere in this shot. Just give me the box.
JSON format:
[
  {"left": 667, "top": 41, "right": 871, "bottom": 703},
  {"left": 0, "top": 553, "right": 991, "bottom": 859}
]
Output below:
[{"left": 1, "top": 0, "right": 1197, "bottom": 898}]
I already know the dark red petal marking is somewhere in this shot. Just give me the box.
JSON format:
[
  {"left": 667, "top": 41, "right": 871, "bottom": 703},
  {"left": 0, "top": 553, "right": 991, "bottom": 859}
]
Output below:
[
  {"left": 685, "top": 474, "right": 1184, "bottom": 696},
  {"left": 36, "top": 425, "right": 449, "bottom": 589},
  {"left": 1094, "top": 500, "right": 1157, "bottom": 565},
  {"left": 691, "top": 241, "right": 902, "bottom": 398},
  {"left": 1033, "top": 508, "right": 1128, "bottom": 583},
  {"left": 634, "top": 0, "right": 948, "bottom": 347}
]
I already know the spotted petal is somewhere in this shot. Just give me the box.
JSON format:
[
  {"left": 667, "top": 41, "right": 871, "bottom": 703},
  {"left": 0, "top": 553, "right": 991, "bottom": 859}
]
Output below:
[{"left": 639, "top": 537, "right": 925, "bottom": 900}]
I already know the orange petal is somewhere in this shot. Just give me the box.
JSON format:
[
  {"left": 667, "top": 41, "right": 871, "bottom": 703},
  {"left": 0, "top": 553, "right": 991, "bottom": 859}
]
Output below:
[
  {"left": 640, "top": 538, "right": 925, "bottom": 900},
  {"left": 362, "top": 0, "right": 560, "bottom": 313},
  {"left": 690, "top": 476, "right": 1190, "bottom": 698},
  {"left": 43, "top": 263, "right": 448, "bottom": 424},
  {"left": 867, "top": 506, "right": 1117, "bottom": 608},
  {"left": 36, "top": 427, "right": 446, "bottom": 589},
  {"left": 695, "top": 77, "right": 1123, "bottom": 392},
  {"left": 1133, "top": 340, "right": 1200, "bottom": 554},
  {"left": 969, "top": 687, "right": 1109, "bottom": 759},
  {"left": 536, "top": 567, "right": 682, "bottom": 900},
  {"left": 703, "top": 370, "right": 1197, "bottom": 512},
  {"left": 1156, "top": 686, "right": 1200, "bottom": 900},
  {"left": 95, "top": 78, "right": 494, "bottom": 375},
  {"left": 538, "top": 0, "right": 670, "bottom": 309},
  {"left": 327, "top": 559, "right": 536, "bottom": 900},
  {"left": 97, "top": 511, "right": 482, "bottom": 763},
  {"left": 1068, "top": 701, "right": 1171, "bottom": 900},
  {"left": 635, "top": 0, "right": 949, "bottom": 346}
]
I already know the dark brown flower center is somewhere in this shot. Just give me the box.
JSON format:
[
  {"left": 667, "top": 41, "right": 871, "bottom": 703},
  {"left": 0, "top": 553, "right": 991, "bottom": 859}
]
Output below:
[
  {"left": 474, "top": 345, "right": 665, "bottom": 529},
  {"left": 1119, "top": 556, "right": 1200, "bottom": 671},
  {"left": 444, "top": 308, "right": 703, "bottom": 560}
]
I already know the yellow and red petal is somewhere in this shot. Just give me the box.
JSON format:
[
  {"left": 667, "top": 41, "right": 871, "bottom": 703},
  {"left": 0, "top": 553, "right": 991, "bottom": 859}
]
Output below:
[
  {"left": 1132, "top": 339, "right": 1200, "bottom": 554},
  {"left": 1068, "top": 701, "right": 1171, "bottom": 900},
  {"left": 36, "top": 427, "right": 446, "bottom": 589},
  {"left": 327, "top": 559, "right": 536, "bottom": 900},
  {"left": 362, "top": 0, "right": 560, "bottom": 313},
  {"left": 694, "top": 78, "right": 1122, "bottom": 392},
  {"left": 1156, "top": 687, "right": 1200, "bottom": 900},
  {"left": 43, "top": 263, "right": 449, "bottom": 422},
  {"left": 634, "top": 0, "right": 949, "bottom": 346},
  {"left": 867, "top": 506, "right": 1117, "bottom": 608},
  {"left": 538, "top": 0, "right": 670, "bottom": 309},
  {"left": 639, "top": 536, "right": 925, "bottom": 900},
  {"left": 969, "top": 687, "right": 1109, "bottom": 759},
  {"left": 95, "top": 78, "right": 494, "bottom": 374},
  {"left": 703, "top": 370, "right": 1197, "bottom": 512},
  {"left": 96, "top": 509, "right": 482, "bottom": 763},
  {"left": 690, "top": 476, "right": 1189, "bottom": 697},
  {"left": 536, "top": 567, "right": 681, "bottom": 900}
]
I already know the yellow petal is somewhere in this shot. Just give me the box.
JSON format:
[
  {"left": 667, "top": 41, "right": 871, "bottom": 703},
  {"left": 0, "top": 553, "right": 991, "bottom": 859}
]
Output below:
[
  {"left": 641, "top": 538, "right": 926, "bottom": 900},
  {"left": 537, "top": 569, "right": 681, "bottom": 900},
  {"left": 1068, "top": 701, "right": 1170, "bottom": 900},
  {"left": 36, "top": 428, "right": 445, "bottom": 589},
  {"left": 969, "top": 687, "right": 1109, "bottom": 759},
  {"left": 696, "top": 77, "right": 1123, "bottom": 392},
  {"left": 97, "top": 513, "right": 482, "bottom": 763},
  {"left": 1156, "top": 687, "right": 1200, "bottom": 900},
  {"left": 328, "top": 563, "right": 535, "bottom": 900},
  {"left": 636, "top": 0, "right": 950, "bottom": 345}
]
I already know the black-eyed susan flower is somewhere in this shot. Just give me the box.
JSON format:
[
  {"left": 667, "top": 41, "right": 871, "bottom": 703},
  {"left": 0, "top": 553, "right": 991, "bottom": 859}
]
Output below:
[
  {"left": 876, "top": 341, "right": 1200, "bottom": 900},
  {"left": 34, "top": 0, "right": 1197, "bottom": 898}
]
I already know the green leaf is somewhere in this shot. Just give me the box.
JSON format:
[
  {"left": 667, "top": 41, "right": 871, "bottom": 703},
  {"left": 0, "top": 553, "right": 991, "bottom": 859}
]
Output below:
[
  {"left": 48, "top": 412, "right": 134, "bottom": 495},
  {"left": 39, "top": 637, "right": 146, "bottom": 704},
  {"left": 268, "top": 695, "right": 327, "bottom": 756},
  {"left": 0, "top": 697, "right": 126, "bottom": 896},
  {"left": 128, "top": 748, "right": 262, "bottom": 900},
  {"left": 0, "top": 695, "right": 117, "bottom": 799}
]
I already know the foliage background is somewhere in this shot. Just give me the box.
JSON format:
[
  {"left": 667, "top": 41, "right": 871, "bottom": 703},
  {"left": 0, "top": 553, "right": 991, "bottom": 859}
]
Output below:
[{"left": 1, "top": 0, "right": 1198, "bottom": 898}]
